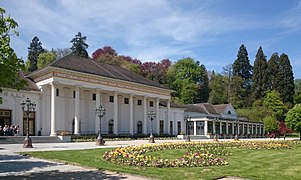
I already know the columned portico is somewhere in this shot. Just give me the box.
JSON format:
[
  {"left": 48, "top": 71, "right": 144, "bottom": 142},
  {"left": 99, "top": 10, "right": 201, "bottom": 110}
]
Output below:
[
  {"left": 74, "top": 86, "right": 80, "bottom": 135},
  {"left": 50, "top": 83, "right": 56, "bottom": 136}
]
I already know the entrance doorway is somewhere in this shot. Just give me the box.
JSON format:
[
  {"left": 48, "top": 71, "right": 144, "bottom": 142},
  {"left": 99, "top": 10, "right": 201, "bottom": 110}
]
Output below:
[
  {"left": 23, "top": 112, "right": 35, "bottom": 136},
  {"left": 0, "top": 109, "right": 11, "bottom": 128}
]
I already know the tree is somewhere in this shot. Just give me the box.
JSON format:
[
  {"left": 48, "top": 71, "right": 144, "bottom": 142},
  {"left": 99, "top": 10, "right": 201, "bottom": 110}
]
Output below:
[
  {"left": 196, "top": 64, "right": 210, "bottom": 103},
  {"left": 70, "top": 32, "right": 89, "bottom": 58},
  {"left": 208, "top": 73, "right": 228, "bottom": 104},
  {"left": 232, "top": 44, "right": 253, "bottom": 107},
  {"left": 228, "top": 76, "right": 244, "bottom": 108},
  {"left": 267, "top": 53, "right": 279, "bottom": 90},
  {"left": 252, "top": 46, "right": 268, "bottom": 100},
  {"left": 0, "top": 7, "right": 25, "bottom": 103},
  {"left": 285, "top": 104, "right": 301, "bottom": 140},
  {"left": 263, "top": 115, "right": 278, "bottom": 134},
  {"left": 295, "top": 79, "right": 301, "bottom": 104},
  {"left": 166, "top": 58, "right": 208, "bottom": 104},
  {"left": 54, "top": 48, "right": 71, "bottom": 60},
  {"left": 27, "top": 36, "right": 44, "bottom": 72},
  {"left": 263, "top": 90, "right": 287, "bottom": 120},
  {"left": 37, "top": 50, "right": 57, "bottom": 69},
  {"left": 277, "top": 53, "right": 294, "bottom": 106},
  {"left": 232, "top": 44, "right": 253, "bottom": 89},
  {"left": 92, "top": 46, "right": 120, "bottom": 65}
]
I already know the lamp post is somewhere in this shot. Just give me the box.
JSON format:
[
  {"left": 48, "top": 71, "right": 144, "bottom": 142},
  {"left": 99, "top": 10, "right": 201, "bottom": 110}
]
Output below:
[
  {"left": 20, "top": 98, "right": 36, "bottom": 148},
  {"left": 184, "top": 114, "right": 191, "bottom": 142},
  {"left": 235, "top": 120, "right": 239, "bottom": 141},
  {"left": 148, "top": 111, "right": 156, "bottom": 143},
  {"left": 95, "top": 105, "right": 106, "bottom": 146}
]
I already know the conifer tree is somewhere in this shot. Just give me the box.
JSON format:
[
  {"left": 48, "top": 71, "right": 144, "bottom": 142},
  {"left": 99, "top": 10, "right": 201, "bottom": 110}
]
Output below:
[
  {"left": 252, "top": 46, "right": 268, "bottom": 100},
  {"left": 70, "top": 32, "right": 89, "bottom": 58},
  {"left": 27, "top": 36, "right": 44, "bottom": 72},
  {"left": 232, "top": 44, "right": 253, "bottom": 107},
  {"left": 277, "top": 53, "right": 294, "bottom": 105},
  {"left": 267, "top": 53, "right": 279, "bottom": 90}
]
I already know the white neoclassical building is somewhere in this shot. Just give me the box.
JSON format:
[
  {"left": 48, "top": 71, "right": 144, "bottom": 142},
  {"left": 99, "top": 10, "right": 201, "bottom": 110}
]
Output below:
[
  {"left": 0, "top": 55, "right": 185, "bottom": 136},
  {"left": 0, "top": 55, "right": 263, "bottom": 138}
]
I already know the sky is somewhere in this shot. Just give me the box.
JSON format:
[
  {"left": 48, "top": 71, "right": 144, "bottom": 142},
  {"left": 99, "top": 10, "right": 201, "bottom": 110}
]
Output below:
[{"left": 1, "top": 0, "right": 301, "bottom": 79}]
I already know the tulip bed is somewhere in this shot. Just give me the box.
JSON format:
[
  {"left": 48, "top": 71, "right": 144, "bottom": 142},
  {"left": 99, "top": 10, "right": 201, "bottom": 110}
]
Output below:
[{"left": 103, "top": 140, "right": 296, "bottom": 168}]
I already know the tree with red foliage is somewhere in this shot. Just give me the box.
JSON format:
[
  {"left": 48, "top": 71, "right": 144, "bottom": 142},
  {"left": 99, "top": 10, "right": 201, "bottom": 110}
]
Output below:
[
  {"left": 92, "top": 46, "right": 120, "bottom": 65},
  {"left": 278, "top": 121, "right": 292, "bottom": 138}
]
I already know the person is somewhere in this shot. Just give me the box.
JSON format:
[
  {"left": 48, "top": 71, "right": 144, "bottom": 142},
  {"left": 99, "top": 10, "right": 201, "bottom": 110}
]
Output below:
[
  {"left": 0, "top": 126, "right": 3, "bottom": 136},
  {"left": 3, "top": 125, "right": 9, "bottom": 136},
  {"left": 38, "top": 128, "right": 42, "bottom": 136}
]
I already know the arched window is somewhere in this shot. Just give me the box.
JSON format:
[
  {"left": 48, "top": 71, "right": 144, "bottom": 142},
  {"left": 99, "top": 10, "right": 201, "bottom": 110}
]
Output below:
[
  {"left": 227, "top": 111, "right": 232, "bottom": 115},
  {"left": 108, "top": 119, "right": 114, "bottom": 134},
  {"left": 137, "top": 121, "right": 142, "bottom": 134}
]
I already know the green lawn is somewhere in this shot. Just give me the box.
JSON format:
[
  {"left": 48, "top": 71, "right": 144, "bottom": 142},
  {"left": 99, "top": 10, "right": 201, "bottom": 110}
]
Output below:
[{"left": 21, "top": 142, "right": 301, "bottom": 180}]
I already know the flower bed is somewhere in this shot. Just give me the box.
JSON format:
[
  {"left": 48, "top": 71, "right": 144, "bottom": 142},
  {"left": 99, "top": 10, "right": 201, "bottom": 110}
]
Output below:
[{"left": 103, "top": 141, "right": 297, "bottom": 168}]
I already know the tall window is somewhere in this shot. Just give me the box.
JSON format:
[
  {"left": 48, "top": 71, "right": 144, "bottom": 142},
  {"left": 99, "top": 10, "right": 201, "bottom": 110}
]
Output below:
[
  {"left": 160, "top": 120, "right": 164, "bottom": 135},
  {"left": 109, "top": 96, "right": 114, "bottom": 103},
  {"left": 56, "top": 88, "right": 59, "bottom": 96},
  {"left": 92, "top": 93, "right": 96, "bottom": 101},
  {"left": 137, "top": 121, "right": 142, "bottom": 134},
  {"left": 170, "top": 121, "right": 173, "bottom": 135},
  {"left": 177, "top": 122, "right": 181, "bottom": 135},
  {"left": 137, "top": 99, "right": 142, "bottom": 106},
  {"left": 149, "top": 101, "right": 154, "bottom": 107},
  {"left": 73, "top": 91, "right": 76, "bottom": 98},
  {"left": 108, "top": 120, "right": 114, "bottom": 134},
  {"left": 124, "top": 98, "right": 129, "bottom": 104}
]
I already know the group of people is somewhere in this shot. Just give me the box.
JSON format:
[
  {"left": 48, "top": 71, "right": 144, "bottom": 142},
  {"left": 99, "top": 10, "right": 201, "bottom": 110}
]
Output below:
[{"left": 0, "top": 125, "right": 20, "bottom": 136}]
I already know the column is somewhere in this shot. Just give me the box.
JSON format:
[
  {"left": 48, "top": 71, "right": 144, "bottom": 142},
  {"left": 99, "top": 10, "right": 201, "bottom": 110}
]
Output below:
[
  {"left": 259, "top": 124, "right": 262, "bottom": 136},
  {"left": 251, "top": 124, "right": 254, "bottom": 135},
  {"left": 204, "top": 120, "right": 208, "bottom": 136},
  {"left": 212, "top": 121, "right": 216, "bottom": 134},
  {"left": 129, "top": 94, "right": 134, "bottom": 135},
  {"left": 232, "top": 122, "right": 235, "bottom": 135},
  {"left": 114, "top": 91, "right": 119, "bottom": 135},
  {"left": 194, "top": 121, "right": 197, "bottom": 136},
  {"left": 167, "top": 99, "right": 171, "bottom": 135},
  {"left": 156, "top": 98, "right": 160, "bottom": 135},
  {"left": 226, "top": 122, "right": 229, "bottom": 135},
  {"left": 220, "top": 122, "right": 222, "bottom": 134},
  {"left": 143, "top": 96, "right": 147, "bottom": 134},
  {"left": 237, "top": 123, "right": 240, "bottom": 135},
  {"left": 95, "top": 89, "right": 101, "bottom": 133},
  {"left": 50, "top": 83, "right": 57, "bottom": 136},
  {"left": 242, "top": 123, "right": 245, "bottom": 135},
  {"left": 74, "top": 86, "right": 80, "bottom": 135},
  {"left": 255, "top": 124, "right": 258, "bottom": 135}
]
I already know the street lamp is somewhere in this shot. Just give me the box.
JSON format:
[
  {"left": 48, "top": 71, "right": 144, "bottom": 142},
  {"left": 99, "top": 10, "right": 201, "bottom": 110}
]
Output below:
[
  {"left": 184, "top": 114, "right": 191, "bottom": 142},
  {"left": 20, "top": 98, "right": 36, "bottom": 148},
  {"left": 148, "top": 111, "right": 156, "bottom": 143},
  {"left": 95, "top": 105, "right": 106, "bottom": 146}
]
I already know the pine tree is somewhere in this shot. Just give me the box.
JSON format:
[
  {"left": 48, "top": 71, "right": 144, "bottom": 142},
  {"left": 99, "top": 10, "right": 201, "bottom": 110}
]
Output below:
[
  {"left": 252, "top": 46, "right": 268, "bottom": 100},
  {"left": 267, "top": 53, "right": 279, "bottom": 90},
  {"left": 70, "top": 32, "right": 89, "bottom": 58},
  {"left": 27, "top": 36, "right": 44, "bottom": 72},
  {"left": 232, "top": 44, "right": 253, "bottom": 107},
  {"left": 277, "top": 53, "right": 294, "bottom": 105},
  {"left": 232, "top": 44, "right": 253, "bottom": 88}
]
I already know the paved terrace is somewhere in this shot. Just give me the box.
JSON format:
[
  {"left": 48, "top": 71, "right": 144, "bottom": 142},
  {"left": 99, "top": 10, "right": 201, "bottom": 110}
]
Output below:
[{"left": 0, "top": 138, "right": 292, "bottom": 179}]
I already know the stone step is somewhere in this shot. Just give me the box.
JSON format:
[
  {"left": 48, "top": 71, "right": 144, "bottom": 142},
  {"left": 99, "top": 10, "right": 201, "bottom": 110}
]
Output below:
[{"left": 0, "top": 136, "right": 62, "bottom": 144}]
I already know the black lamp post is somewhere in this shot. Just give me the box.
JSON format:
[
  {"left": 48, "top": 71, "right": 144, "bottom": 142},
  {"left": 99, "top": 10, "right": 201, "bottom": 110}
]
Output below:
[
  {"left": 235, "top": 120, "right": 239, "bottom": 141},
  {"left": 184, "top": 114, "right": 191, "bottom": 142},
  {"left": 20, "top": 98, "right": 36, "bottom": 148},
  {"left": 148, "top": 111, "right": 156, "bottom": 143},
  {"left": 95, "top": 105, "right": 106, "bottom": 146}
]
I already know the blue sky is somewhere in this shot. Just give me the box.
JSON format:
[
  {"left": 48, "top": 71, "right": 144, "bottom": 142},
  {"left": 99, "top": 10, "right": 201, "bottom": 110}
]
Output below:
[{"left": 1, "top": 0, "right": 301, "bottom": 79}]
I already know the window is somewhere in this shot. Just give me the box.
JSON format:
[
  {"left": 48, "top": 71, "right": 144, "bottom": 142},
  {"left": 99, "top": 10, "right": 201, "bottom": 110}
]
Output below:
[
  {"left": 177, "top": 122, "right": 181, "bottom": 135},
  {"left": 170, "top": 121, "right": 173, "bottom": 135},
  {"left": 108, "top": 120, "right": 114, "bottom": 134},
  {"left": 56, "top": 88, "right": 59, "bottom": 96},
  {"left": 227, "top": 111, "right": 232, "bottom": 115},
  {"left": 149, "top": 101, "right": 154, "bottom": 107},
  {"left": 92, "top": 93, "right": 96, "bottom": 101},
  {"left": 73, "top": 91, "right": 76, "bottom": 98},
  {"left": 124, "top": 98, "right": 129, "bottom": 104},
  {"left": 109, "top": 96, "right": 114, "bottom": 103},
  {"left": 137, "top": 121, "right": 142, "bottom": 134},
  {"left": 137, "top": 99, "right": 142, "bottom": 106}
]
